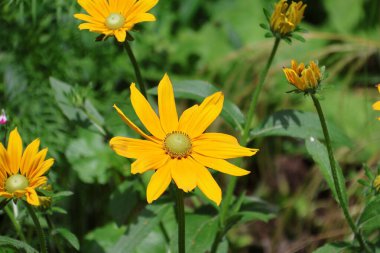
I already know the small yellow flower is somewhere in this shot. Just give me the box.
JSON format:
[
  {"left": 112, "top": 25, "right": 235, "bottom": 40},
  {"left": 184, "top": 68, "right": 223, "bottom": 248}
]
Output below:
[
  {"left": 372, "top": 84, "right": 380, "bottom": 120},
  {"left": 283, "top": 60, "right": 322, "bottom": 92},
  {"left": 110, "top": 74, "right": 258, "bottom": 205},
  {"left": 270, "top": 0, "right": 306, "bottom": 36},
  {"left": 0, "top": 128, "right": 54, "bottom": 206},
  {"left": 374, "top": 175, "right": 380, "bottom": 191},
  {"left": 74, "top": 0, "right": 158, "bottom": 42}
]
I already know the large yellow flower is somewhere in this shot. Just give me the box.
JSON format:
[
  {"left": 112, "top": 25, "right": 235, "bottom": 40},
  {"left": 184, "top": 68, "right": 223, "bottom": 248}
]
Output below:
[
  {"left": 0, "top": 128, "right": 54, "bottom": 206},
  {"left": 270, "top": 0, "right": 306, "bottom": 36},
  {"left": 74, "top": 0, "right": 158, "bottom": 42},
  {"left": 372, "top": 84, "right": 380, "bottom": 120},
  {"left": 110, "top": 74, "right": 258, "bottom": 205},
  {"left": 283, "top": 60, "right": 322, "bottom": 92}
]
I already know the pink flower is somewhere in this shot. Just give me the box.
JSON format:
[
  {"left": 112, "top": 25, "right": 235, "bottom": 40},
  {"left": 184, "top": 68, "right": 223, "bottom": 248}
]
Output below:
[{"left": 0, "top": 109, "right": 7, "bottom": 125}]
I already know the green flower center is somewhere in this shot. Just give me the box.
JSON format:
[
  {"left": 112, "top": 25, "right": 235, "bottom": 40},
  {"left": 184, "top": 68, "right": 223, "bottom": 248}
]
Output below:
[
  {"left": 5, "top": 174, "right": 29, "bottom": 193},
  {"left": 164, "top": 131, "right": 192, "bottom": 159},
  {"left": 105, "top": 13, "right": 125, "bottom": 30}
]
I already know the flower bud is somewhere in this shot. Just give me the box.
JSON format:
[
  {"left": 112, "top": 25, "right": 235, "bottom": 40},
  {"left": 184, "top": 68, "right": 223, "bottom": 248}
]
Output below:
[
  {"left": 0, "top": 109, "right": 7, "bottom": 125},
  {"left": 270, "top": 0, "right": 306, "bottom": 36}
]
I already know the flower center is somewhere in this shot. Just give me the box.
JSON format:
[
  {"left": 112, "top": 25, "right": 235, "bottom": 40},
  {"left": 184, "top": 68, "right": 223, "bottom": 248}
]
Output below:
[
  {"left": 105, "top": 13, "right": 125, "bottom": 30},
  {"left": 5, "top": 174, "right": 29, "bottom": 193},
  {"left": 164, "top": 131, "right": 192, "bottom": 159}
]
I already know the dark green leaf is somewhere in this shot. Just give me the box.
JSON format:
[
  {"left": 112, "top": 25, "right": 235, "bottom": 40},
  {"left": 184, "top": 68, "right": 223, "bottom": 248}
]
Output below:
[
  {"left": 305, "top": 138, "right": 348, "bottom": 207},
  {"left": 85, "top": 223, "right": 126, "bottom": 251},
  {"left": 313, "top": 241, "right": 354, "bottom": 253},
  {"left": 358, "top": 196, "right": 380, "bottom": 231},
  {"left": 264, "top": 32, "right": 274, "bottom": 38},
  {"left": 108, "top": 203, "right": 171, "bottom": 253},
  {"left": 263, "top": 8, "right": 271, "bottom": 22},
  {"left": 291, "top": 33, "right": 306, "bottom": 42},
  {"left": 259, "top": 23, "right": 269, "bottom": 30},
  {"left": 148, "top": 80, "right": 245, "bottom": 131},
  {"left": 53, "top": 228, "right": 80, "bottom": 251},
  {"left": 250, "top": 110, "right": 352, "bottom": 147},
  {"left": 0, "top": 236, "right": 38, "bottom": 253}
]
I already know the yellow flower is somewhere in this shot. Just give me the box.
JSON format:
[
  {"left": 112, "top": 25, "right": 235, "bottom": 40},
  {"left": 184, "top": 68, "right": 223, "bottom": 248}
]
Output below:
[
  {"left": 374, "top": 175, "right": 380, "bottom": 191},
  {"left": 372, "top": 84, "right": 380, "bottom": 120},
  {"left": 270, "top": 0, "right": 306, "bottom": 36},
  {"left": 283, "top": 60, "right": 322, "bottom": 92},
  {"left": 0, "top": 128, "right": 54, "bottom": 206},
  {"left": 110, "top": 74, "right": 258, "bottom": 205},
  {"left": 74, "top": 0, "right": 158, "bottom": 42}
]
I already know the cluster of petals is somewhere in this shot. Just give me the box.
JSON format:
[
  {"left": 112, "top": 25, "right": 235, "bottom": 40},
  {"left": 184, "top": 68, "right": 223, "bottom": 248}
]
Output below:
[
  {"left": 0, "top": 128, "right": 54, "bottom": 206},
  {"left": 270, "top": 0, "right": 306, "bottom": 36},
  {"left": 372, "top": 84, "right": 380, "bottom": 120},
  {"left": 74, "top": 0, "right": 158, "bottom": 42},
  {"left": 283, "top": 60, "right": 321, "bottom": 92},
  {"left": 109, "top": 74, "right": 258, "bottom": 205}
]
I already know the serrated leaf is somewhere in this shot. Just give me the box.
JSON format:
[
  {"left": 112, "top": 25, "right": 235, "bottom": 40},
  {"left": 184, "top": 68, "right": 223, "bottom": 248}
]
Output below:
[
  {"left": 53, "top": 228, "right": 80, "bottom": 251},
  {"left": 305, "top": 137, "right": 348, "bottom": 207},
  {"left": 148, "top": 80, "right": 245, "bottom": 131},
  {"left": 108, "top": 203, "right": 171, "bottom": 253},
  {"left": 0, "top": 236, "right": 38, "bottom": 253},
  {"left": 358, "top": 196, "right": 380, "bottom": 231},
  {"left": 250, "top": 110, "right": 352, "bottom": 147}
]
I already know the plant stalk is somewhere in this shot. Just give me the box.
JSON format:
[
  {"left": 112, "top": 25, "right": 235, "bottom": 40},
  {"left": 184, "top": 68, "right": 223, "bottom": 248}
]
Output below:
[
  {"left": 311, "top": 94, "right": 372, "bottom": 253},
  {"left": 26, "top": 204, "right": 48, "bottom": 253},
  {"left": 175, "top": 188, "right": 185, "bottom": 253},
  {"left": 124, "top": 40, "right": 147, "bottom": 97},
  {"left": 5, "top": 205, "right": 26, "bottom": 242}
]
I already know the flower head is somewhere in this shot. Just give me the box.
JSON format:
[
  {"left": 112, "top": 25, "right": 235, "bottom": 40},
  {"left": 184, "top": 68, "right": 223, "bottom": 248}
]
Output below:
[
  {"left": 0, "top": 109, "right": 7, "bottom": 125},
  {"left": 283, "top": 60, "right": 322, "bottom": 93},
  {"left": 372, "top": 84, "right": 380, "bottom": 120},
  {"left": 110, "top": 74, "right": 258, "bottom": 205},
  {"left": 74, "top": 0, "right": 158, "bottom": 42},
  {"left": 0, "top": 128, "right": 54, "bottom": 206},
  {"left": 270, "top": 0, "right": 306, "bottom": 36}
]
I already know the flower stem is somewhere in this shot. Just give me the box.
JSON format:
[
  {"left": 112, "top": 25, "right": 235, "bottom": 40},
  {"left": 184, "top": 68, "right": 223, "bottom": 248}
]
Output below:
[
  {"left": 45, "top": 214, "right": 65, "bottom": 253},
  {"left": 5, "top": 205, "right": 26, "bottom": 242},
  {"left": 26, "top": 204, "right": 48, "bottom": 253},
  {"left": 0, "top": 198, "right": 10, "bottom": 210},
  {"left": 175, "top": 187, "right": 185, "bottom": 253},
  {"left": 124, "top": 40, "right": 147, "bottom": 97},
  {"left": 311, "top": 94, "right": 372, "bottom": 253},
  {"left": 218, "top": 37, "right": 281, "bottom": 240}
]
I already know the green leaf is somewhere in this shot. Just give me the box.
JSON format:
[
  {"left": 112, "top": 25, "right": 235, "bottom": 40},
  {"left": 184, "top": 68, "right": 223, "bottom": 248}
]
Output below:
[
  {"left": 0, "top": 236, "right": 38, "bottom": 253},
  {"left": 250, "top": 110, "right": 352, "bottom": 147},
  {"left": 85, "top": 223, "right": 126, "bottom": 251},
  {"left": 148, "top": 80, "right": 245, "bottom": 131},
  {"left": 291, "top": 33, "right": 306, "bottom": 42},
  {"left": 305, "top": 137, "right": 348, "bottom": 207},
  {"left": 108, "top": 203, "right": 171, "bottom": 253},
  {"left": 259, "top": 23, "right": 269, "bottom": 30},
  {"left": 53, "top": 228, "right": 80, "bottom": 251},
  {"left": 358, "top": 196, "right": 380, "bottom": 231},
  {"left": 263, "top": 8, "right": 271, "bottom": 23},
  {"left": 264, "top": 32, "right": 273, "bottom": 38},
  {"left": 313, "top": 241, "right": 354, "bottom": 253}
]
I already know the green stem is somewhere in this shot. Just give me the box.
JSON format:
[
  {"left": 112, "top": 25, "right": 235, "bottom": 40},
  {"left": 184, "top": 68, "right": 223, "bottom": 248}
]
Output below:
[
  {"left": 0, "top": 198, "right": 10, "bottom": 210},
  {"left": 26, "top": 204, "right": 48, "bottom": 253},
  {"left": 45, "top": 215, "right": 65, "bottom": 253},
  {"left": 311, "top": 94, "right": 372, "bottom": 253},
  {"left": 5, "top": 205, "right": 26, "bottom": 242},
  {"left": 124, "top": 40, "right": 147, "bottom": 97},
  {"left": 175, "top": 188, "right": 185, "bottom": 253},
  {"left": 218, "top": 37, "right": 281, "bottom": 237}
]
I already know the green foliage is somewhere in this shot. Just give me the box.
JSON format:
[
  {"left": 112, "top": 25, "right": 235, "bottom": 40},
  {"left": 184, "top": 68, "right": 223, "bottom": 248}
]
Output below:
[{"left": 0, "top": 236, "right": 38, "bottom": 253}]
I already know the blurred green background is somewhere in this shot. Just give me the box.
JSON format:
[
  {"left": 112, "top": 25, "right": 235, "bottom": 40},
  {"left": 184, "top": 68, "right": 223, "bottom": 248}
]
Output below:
[{"left": 0, "top": 0, "right": 379, "bottom": 252}]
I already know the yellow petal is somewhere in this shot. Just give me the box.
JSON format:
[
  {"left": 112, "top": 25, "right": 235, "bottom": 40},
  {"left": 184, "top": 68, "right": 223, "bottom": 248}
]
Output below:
[
  {"left": 131, "top": 153, "right": 169, "bottom": 174},
  {"left": 158, "top": 74, "right": 178, "bottom": 133},
  {"left": 130, "top": 83, "right": 166, "bottom": 139},
  {"left": 113, "top": 104, "right": 158, "bottom": 142},
  {"left": 0, "top": 142, "right": 11, "bottom": 175},
  {"left": 146, "top": 163, "right": 171, "bottom": 203},
  {"left": 192, "top": 153, "right": 250, "bottom": 176},
  {"left": 186, "top": 92, "right": 224, "bottom": 138},
  {"left": 373, "top": 101, "right": 380, "bottom": 111},
  {"left": 193, "top": 133, "right": 258, "bottom": 159},
  {"left": 114, "top": 29, "right": 127, "bottom": 42},
  {"left": 26, "top": 149, "right": 47, "bottom": 178},
  {"left": 109, "top": 136, "right": 163, "bottom": 159},
  {"left": 29, "top": 176, "right": 48, "bottom": 188},
  {"left": 171, "top": 159, "right": 197, "bottom": 192},
  {"left": 178, "top": 105, "right": 198, "bottom": 131},
  {"left": 20, "top": 139, "right": 40, "bottom": 176},
  {"left": 74, "top": 13, "right": 104, "bottom": 24},
  {"left": 193, "top": 163, "right": 221, "bottom": 206},
  {"left": 7, "top": 128, "right": 23, "bottom": 174},
  {"left": 128, "top": 13, "right": 156, "bottom": 23},
  {"left": 77, "top": 0, "right": 108, "bottom": 19},
  {"left": 0, "top": 191, "right": 12, "bottom": 198},
  {"left": 129, "top": 0, "right": 158, "bottom": 16},
  {"left": 25, "top": 187, "right": 40, "bottom": 206},
  {"left": 30, "top": 158, "right": 54, "bottom": 179}
]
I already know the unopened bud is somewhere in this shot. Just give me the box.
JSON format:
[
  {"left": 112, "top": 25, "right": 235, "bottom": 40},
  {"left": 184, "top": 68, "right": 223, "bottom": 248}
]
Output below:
[{"left": 0, "top": 109, "right": 7, "bottom": 125}]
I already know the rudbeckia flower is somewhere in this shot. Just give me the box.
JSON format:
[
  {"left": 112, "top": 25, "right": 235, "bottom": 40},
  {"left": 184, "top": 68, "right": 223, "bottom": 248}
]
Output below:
[
  {"left": 283, "top": 60, "right": 322, "bottom": 92},
  {"left": 270, "top": 0, "right": 306, "bottom": 36},
  {"left": 372, "top": 84, "right": 380, "bottom": 120},
  {"left": 110, "top": 74, "right": 258, "bottom": 205},
  {"left": 0, "top": 128, "right": 54, "bottom": 206},
  {"left": 74, "top": 0, "right": 158, "bottom": 42}
]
